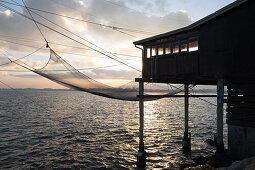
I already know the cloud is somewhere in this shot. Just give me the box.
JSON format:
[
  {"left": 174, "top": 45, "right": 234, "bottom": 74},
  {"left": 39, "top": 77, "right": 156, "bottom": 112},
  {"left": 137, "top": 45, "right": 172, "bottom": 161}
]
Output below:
[
  {"left": 0, "top": 0, "right": 192, "bottom": 55},
  {"left": 0, "top": 0, "right": 192, "bottom": 87},
  {"left": 0, "top": 9, "right": 11, "bottom": 16},
  {"left": 87, "top": 0, "right": 192, "bottom": 42},
  {"left": 0, "top": 0, "right": 89, "bottom": 52},
  {"left": 1, "top": 0, "right": 192, "bottom": 47}
]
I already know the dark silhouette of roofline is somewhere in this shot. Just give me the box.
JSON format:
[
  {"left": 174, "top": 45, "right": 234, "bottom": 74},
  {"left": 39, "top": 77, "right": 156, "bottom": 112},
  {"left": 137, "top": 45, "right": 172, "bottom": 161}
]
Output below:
[{"left": 134, "top": 0, "right": 248, "bottom": 45}]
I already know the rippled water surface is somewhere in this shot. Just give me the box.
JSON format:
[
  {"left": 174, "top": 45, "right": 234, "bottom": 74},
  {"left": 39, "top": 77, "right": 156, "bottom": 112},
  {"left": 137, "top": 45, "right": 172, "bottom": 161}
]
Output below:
[{"left": 0, "top": 89, "right": 227, "bottom": 169}]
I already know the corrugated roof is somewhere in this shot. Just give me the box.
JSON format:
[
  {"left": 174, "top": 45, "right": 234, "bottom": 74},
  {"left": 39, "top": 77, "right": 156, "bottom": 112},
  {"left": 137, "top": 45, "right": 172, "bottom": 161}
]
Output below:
[{"left": 134, "top": 0, "right": 248, "bottom": 45}]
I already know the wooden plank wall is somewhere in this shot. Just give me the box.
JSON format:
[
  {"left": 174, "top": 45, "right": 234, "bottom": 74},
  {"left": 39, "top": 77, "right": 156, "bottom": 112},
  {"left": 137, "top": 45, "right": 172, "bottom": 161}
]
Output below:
[
  {"left": 143, "top": 51, "right": 199, "bottom": 80},
  {"left": 199, "top": 1, "right": 255, "bottom": 77},
  {"left": 227, "top": 84, "right": 255, "bottom": 128}
]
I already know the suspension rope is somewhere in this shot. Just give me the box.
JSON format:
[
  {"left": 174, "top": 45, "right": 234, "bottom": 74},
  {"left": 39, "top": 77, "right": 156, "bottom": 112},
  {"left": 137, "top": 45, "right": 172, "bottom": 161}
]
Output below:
[
  {"left": 24, "top": 6, "right": 137, "bottom": 67},
  {"left": 192, "top": 85, "right": 218, "bottom": 107},
  {"left": 102, "top": 0, "right": 192, "bottom": 24},
  {"left": 0, "top": 3, "right": 141, "bottom": 72},
  {"left": 0, "top": 45, "right": 44, "bottom": 67},
  {"left": 1, "top": 49, "right": 35, "bottom": 70},
  {"left": 0, "top": 0, "right": 157, "bottom": 36},
  {"left": 0, "top": 36, "right": 141, "bottom": 59},
  {"left": 17, "top": 0, "right": 48, "bottom": 46},
  {"left": 5, "top": 0, "right": 142, "bottom": 69},
  {"left": 0, "top": 39, "right": 139, "bottom": 62},
  {"left": 0, "top": 79, "right": 28, "bottom": 97},
  {"left": 197, "top": 96, "right": 217, "bottom": 107},
  {"left": 0, "top": 61, "right": 138, "bottom": 72},
  {"left": 167, "top": 83, "right": 218, "bottom": 108},
  {"left": 0, "top": 78, "right": 43, "bottom": 108},
  {"left": 2, "top": 1, "right": 142, "bottom": 63}
]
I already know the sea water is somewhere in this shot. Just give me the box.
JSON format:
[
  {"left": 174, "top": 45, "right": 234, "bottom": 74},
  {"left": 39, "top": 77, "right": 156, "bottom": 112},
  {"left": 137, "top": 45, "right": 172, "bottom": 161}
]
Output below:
[{"left": 0, "top": 89, "right": 227, "bottom": 169}]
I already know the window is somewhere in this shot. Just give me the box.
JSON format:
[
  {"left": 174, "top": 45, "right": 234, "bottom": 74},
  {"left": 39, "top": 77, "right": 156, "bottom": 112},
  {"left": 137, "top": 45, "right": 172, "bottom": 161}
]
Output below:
[
  {"left": 152, "top": 47, "right": 156, "bottom": 56},
  {"left": 146, "top": 48, "right": 151, "bottom": 58},
  {"left": 158, "top": 46, "right": 163, "bottom": 55},
  {"left": 189, "top": 40, "right": 198, "bottom": 52},
  {"left": 181, "top": 41, "right": 188, "bottom": 52},
  {"left": 165, "top": 44, "right": 171, "bottom": 54},
  {"left": 173, "top": 42, "right": 179, "bottom": 54}
]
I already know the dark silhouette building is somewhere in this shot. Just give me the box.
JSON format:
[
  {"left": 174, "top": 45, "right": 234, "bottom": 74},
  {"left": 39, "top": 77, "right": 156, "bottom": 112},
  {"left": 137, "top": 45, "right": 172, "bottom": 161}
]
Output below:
[{"left": 134, "top": 0, "right": 255, "bottom": 167}]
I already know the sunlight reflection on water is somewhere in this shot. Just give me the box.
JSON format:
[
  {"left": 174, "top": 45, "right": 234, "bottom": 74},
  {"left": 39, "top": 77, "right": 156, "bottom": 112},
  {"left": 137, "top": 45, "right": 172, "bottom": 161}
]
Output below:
[{"left": 0, "top": 90, "right": 227, "bottom": 169}]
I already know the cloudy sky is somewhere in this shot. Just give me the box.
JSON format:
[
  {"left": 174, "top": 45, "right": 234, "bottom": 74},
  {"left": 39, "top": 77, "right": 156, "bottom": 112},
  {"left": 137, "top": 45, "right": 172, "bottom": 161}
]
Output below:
[{"left": 0, "top": 0, "right": 235, "bottom": 88}]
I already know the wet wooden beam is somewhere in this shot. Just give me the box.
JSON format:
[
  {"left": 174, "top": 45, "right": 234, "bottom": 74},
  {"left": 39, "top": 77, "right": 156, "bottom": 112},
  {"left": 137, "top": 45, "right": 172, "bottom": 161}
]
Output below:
[
  {"left": 183, "top": 84, "right": 191, "bottom": 154},
  {"left": 137, "top": 81, "right": 146, "bottom": 168},
  {"left": 138, "top": 81, "right": 144, "bottom": 152},
  {"left": 135, "top": 77, "right": 217, "bottom": 85},
  {"left": 216, "top": 79, "right": 224, "bottom": 153},
  {"left": 184, "top": 84, "right": 189, "bottom": 137},
  {"left": 137, "top": 94, "right": 224, "bottom": 98}
]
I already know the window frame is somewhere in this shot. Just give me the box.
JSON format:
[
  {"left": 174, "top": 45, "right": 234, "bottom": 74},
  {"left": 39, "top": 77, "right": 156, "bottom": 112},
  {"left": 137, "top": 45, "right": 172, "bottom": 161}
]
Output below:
[
  {"left": 151, "top": 46, "right": 157, "bottom": 57},
  {"left": 145, "top": 47, "right": 151, "bottom": 58},
  {"left": 181, "top": 40, "right": 188, "bottom": 52},
  {"left": 188, "top": 38, "right": 199, "bottom": 52},
  {"left": 157, "top": 45, "right": 164, "bottom": 56},
  {"left": 172, "top": 41, "right": 180, "bottom": 54},
  {"left": 164, "top": 43, "right": 171, "bottom": 55}
]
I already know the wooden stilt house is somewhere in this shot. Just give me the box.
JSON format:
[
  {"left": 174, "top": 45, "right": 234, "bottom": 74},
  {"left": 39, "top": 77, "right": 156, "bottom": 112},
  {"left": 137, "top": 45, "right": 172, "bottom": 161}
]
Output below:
[{"left": 134, "top": 0, "right": 255, "bottom": 167}]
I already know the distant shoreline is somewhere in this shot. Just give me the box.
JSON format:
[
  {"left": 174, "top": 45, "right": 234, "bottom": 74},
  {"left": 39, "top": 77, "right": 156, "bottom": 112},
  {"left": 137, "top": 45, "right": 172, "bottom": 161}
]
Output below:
[
  {"left": 0, "top": 88, "right": 223, "bottom": 93},
  {"left": 0, "top": 88, "right": 73, "bottom": 91}
]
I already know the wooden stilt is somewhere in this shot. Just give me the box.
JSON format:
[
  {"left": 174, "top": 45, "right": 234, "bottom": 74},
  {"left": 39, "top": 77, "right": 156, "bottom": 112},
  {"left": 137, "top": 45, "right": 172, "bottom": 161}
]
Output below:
[
  {"left": 183, "top": 84, "right": 191, "bottom": 154},
  {"left": 184, "top": 84, "right": 189, "bottom": 139},
  {"left": 216, "top": 79, "right": 224, "bottom": 153},
  {"left": 137, "top": 81, "right": 146, "bottom": 168}
]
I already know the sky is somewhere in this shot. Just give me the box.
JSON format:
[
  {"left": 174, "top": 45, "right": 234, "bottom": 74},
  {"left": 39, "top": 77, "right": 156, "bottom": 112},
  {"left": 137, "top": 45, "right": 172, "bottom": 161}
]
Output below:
[{"left": 0, "top": 0, "right": 235, "bottom": 89}]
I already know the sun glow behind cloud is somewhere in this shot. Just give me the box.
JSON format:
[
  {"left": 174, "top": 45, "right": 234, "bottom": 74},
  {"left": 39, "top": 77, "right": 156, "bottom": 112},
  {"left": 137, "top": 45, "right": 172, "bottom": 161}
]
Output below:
[
  {"left": 0, "top": 0, "right": 235, "bottom": 88},
  {"left": 4, "top": 9, "right": 11, "bottom": 16}
]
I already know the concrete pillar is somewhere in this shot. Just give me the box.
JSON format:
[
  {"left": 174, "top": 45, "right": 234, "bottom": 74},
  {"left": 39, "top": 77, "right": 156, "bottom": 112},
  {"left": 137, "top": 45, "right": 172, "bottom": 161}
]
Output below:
[
  {"left": 183, "top": 84, "right": 191, "bottom": 154},
  {"left": 216, "top": 79, "right": 224, "bottom": 153},
  {"left": 137, "top": 81, "right": 146, "bottom": 168},
  {"left": 228, "top": 125, "right": 255, "bottom": 160}
]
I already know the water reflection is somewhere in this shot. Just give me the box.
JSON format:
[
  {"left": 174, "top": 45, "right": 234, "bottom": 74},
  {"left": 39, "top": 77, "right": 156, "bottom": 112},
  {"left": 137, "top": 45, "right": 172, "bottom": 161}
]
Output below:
[
  {"left": 0, "top": 90, "right": 227, "bottom": 169},
  {"left": 144, "top": 100, "right": 157, "bottom": 121}
]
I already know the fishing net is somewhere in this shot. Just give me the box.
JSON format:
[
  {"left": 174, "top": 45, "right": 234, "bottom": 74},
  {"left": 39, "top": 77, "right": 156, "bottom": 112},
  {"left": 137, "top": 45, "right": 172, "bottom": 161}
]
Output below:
[{"left": 31, "top": 49, "right": 182, "bottom": 101}]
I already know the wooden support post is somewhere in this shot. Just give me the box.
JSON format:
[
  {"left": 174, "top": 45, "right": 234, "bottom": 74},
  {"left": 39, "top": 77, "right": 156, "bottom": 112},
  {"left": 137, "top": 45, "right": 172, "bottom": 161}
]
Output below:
[
  {"left": 154, "top": 49, "right": 157, "bottom": 82},
  {"left": 139, "top": 81, "right": 144, "bottom": 152},
  {"left": 137, "top": 81, "right": 146, "bottom": 168},
  {"left": 184, "top": 84, "right": 189, "bottom": 139},
  {"left": 183, "top": 84, "right": 191, "bottom": 154},
  {"left": 216, "top": 79, "right": 224, "bottom": 153}
]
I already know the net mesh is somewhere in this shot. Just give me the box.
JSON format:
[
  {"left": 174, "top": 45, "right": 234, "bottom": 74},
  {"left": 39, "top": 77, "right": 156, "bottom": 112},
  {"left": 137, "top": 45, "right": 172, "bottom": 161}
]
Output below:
[{"left": 32, "top": 49, "right": 181, "bottom": 101}]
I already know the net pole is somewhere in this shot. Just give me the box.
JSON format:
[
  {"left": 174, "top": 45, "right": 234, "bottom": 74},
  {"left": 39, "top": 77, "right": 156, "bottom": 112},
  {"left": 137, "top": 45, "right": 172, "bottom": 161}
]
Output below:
[{"left": 137, "top": 81, "right": 146, "bottom": 168}]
